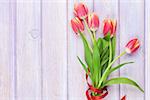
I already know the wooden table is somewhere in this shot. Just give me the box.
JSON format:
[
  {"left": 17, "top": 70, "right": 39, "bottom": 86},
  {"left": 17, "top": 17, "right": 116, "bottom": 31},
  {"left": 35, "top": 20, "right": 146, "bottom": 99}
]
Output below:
[{"left": 0, "top": 0, "right": 149, "bottom": 100}]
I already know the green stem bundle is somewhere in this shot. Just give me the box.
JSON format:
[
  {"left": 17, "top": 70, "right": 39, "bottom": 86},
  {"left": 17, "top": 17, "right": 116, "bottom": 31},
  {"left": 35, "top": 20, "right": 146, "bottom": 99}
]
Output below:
[{"left": 98, "top": 51, "right": 126, "bottom": 88}]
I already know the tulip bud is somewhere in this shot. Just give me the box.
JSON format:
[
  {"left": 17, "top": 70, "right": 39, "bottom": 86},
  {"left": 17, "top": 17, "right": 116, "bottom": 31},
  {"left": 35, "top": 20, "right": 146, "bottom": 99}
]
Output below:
[
  {"left": 71, "top": 17, "right": 84, "bottom": 34},
  {"left": 125, "top": 38, "right": 140, "bottom": 54},
  {"left": 103, "top": 19, "right": 117, "bottom": 37},
  {"left": 74, "top": 3, "right": 88, "bottom": 19},
  {"left": 88, "top": 13, "right": 99, "bottom": 32}
]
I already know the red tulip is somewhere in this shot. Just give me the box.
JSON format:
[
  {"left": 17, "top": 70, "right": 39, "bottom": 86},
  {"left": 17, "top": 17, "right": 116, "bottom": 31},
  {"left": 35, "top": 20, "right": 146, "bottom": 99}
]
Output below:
[
  {"left": 74, "top": 3, "right": 88, "bottom": 19},
  {"left": 103, "top": 19, "right": 117, "bottom": 37},
  {"left": 71, "top": 17, "right": 84, "bottom": 34},
  {"left": 88, "top": 13, "right": 99, "bottom": 31},
  {"left": 125, "top": 38, "right": 140, "bottom": 54}
]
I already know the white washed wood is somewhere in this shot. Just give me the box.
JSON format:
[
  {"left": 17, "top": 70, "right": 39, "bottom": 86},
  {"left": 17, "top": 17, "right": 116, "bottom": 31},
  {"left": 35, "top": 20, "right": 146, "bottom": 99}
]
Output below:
[
  {"left": 16, "top": 1, "right": 42, "bottom": 100},
  {"left": 0, "top": 0, "right": 148, "bottom": 100},
  {"left": 94, "top": 0, "right": 119, "bottom": 99},
  {"left": 119, "top": 0, "right": 145, "bottom": 99},
  {"left": 0, "top": 1, "right": 11, "bottom": 100},
  {"left": 42, "top": 1, "right": 67, "bottom": 100},
  {"left": 145, "top": 0, "right": 150, "bottom": 99},
  {"left": 68, "top": 0, "right": 93, "bottom": 100},
  {"left": 9, "top": 1, "right": 17, "bottom": 100}
]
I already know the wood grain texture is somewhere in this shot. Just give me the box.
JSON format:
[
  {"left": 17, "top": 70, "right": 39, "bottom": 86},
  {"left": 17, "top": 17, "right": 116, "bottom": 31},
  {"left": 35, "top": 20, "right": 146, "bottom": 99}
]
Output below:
[
  {"left": 16, "top": 0, "right": 42, "bottom": 99},
  {"left": 9, "top": 1, "right": 17, "bottom": 100},
  {"left": 119, "top": 0, "right": 145, "bottom": 99},
  {"left": 0, "top": 0, "right": 148, "bottom": 100},
  {"left": 0, "top": 1, "right": 11, "bottom": 100},
  {"left": 145, "top": 0, "right": 150, "bottom": 99},
  {"left": 94, "top": 0, "right": 119, "bottom": 99},
  {"left": 67, "top": 0, "right": 93, "bottom": 100},
  {"left": 42, "top": 0, "right": 67, "bottom": 100}
]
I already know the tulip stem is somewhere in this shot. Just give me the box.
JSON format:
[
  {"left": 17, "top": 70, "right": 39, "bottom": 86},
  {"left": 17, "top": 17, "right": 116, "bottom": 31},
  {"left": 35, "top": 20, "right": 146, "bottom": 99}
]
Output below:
[
  {"left": 93, "top": 31, "right": 96, "bottom": 40},
  {"left": 79, "top": 31, "right": 93, "bottom": 52},
  {"left": 83, "top": 19, "right": 95, "bottom": 44},
  {"left": 108, "top": 40, "right": 112, "bottom": 65},
  {"left": 98, "top": 51, "right": 126, "bottom": 88}
]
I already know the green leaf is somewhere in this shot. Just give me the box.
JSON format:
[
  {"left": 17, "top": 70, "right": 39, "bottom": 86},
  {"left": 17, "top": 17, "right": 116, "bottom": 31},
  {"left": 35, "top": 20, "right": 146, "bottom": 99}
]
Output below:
[
  {"left": 101, "top": 48, "right": 109, "bottom": 66},
  {"left": 97, "top": 38, "right": 103, "bottom": 54},
  {"left": 93, "top": 44, "right": 100, "bottom": 69},
  {"left": 103, "top": 77, "right": 144, "bottom": 92},
  {"left": 104, "top": 32, "right": 111, "bottom": 41},
  {"left": 100, "top": 47, "right": 109, "bottom": 58},
  {"left": 101, "top": 57, "right": 109, "bottom": 67},
  {"left": 97, "top": 38, "right": 109, "bottom": 81},
  {"left": 111, "top": 36, "right": 116, "bottom": 59},
  {"left": 93, "top": 42, "right": 100, "bottom": 86},
  {"left": 79, "top": 31, "right": 93, "bottom": 74},
  {"left": 102, "top": 40, "right": 109, "bottom": 50},
  {"left": 108, "top": 62, "right": 134, "bottom": 74},
  {"left": 97, "top": 38, "right": 102, "bottom": 47},
  {"left": 102, "top": 62, "right": 134, "bottom": 83},
  {"left": 102, "top": 62, "right": 108, "bottom": 74},
  {"left": 77, "top": 56, "right": 90, "bottom": 76},
  {"left": 97, "top": 38, "right": 109, "bottom": 54}
]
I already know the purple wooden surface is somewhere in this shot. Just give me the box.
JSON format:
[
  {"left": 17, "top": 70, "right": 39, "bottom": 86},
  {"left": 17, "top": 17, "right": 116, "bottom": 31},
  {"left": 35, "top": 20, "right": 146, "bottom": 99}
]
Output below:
[
  {"left": 42, "top": 0, "right": 67, "bottom": 100},
  {"left": 119, "top": 0, "right": 145, "bottom": 100},
  {"left": 145, "top": 0, "right": 150, "bottom": 99},
  {"left": 16, "top": 1, "right": 42, "bottom": 100},
  {"left": 0, "top": 0, "right": 147, "bottom": 100},
  {"left": 0, "top": 1, "right": 12, "bottom": 99}
]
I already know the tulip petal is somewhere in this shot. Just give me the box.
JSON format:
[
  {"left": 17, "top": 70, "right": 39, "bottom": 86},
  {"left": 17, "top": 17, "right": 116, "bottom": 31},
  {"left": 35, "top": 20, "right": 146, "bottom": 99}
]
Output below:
[
  {"left": 74, "top": 3, "right": 88, "bottom": 19},
  {"left": 125, "top": 38, "right": 140, "bottom": 54}
]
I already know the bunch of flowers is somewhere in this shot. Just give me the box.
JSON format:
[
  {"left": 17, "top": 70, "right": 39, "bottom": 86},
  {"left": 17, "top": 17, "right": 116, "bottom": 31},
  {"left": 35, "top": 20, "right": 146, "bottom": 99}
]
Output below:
[{"left": 71, "top": 2, "right": 144, "bottom": 100}]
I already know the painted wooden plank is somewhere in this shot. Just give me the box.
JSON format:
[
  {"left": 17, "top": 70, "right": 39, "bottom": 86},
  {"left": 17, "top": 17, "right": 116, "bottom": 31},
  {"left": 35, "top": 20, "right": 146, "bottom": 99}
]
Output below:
[
  {"left": 9, "top": 1, "right": 17, "bottom": 100},
  {"left": 67, "top": 0, "right": 93, "bottom": 100},
  {"left": 94, "top": 0, "right": 120, "bottom": 100},
  {"left": 16, "top": 0, "right": 42, "bottom": 100},
  {"left": 42, "top": 1, "right": 67, "bottom": 100},
  {"left": 0, "top": 1, "right": 12, "bottom": 100},
  {"left": 145, "top": 0, "right": 150, "bottom": 99},
  {"left": 119, "top": 0, "right": 145, "bottom": 99}
]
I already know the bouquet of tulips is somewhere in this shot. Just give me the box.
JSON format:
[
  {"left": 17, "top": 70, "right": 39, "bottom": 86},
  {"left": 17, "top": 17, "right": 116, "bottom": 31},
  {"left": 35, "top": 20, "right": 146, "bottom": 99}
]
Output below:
[{"left": 71, "top": 2, "right": 144, "bottom": 100}]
